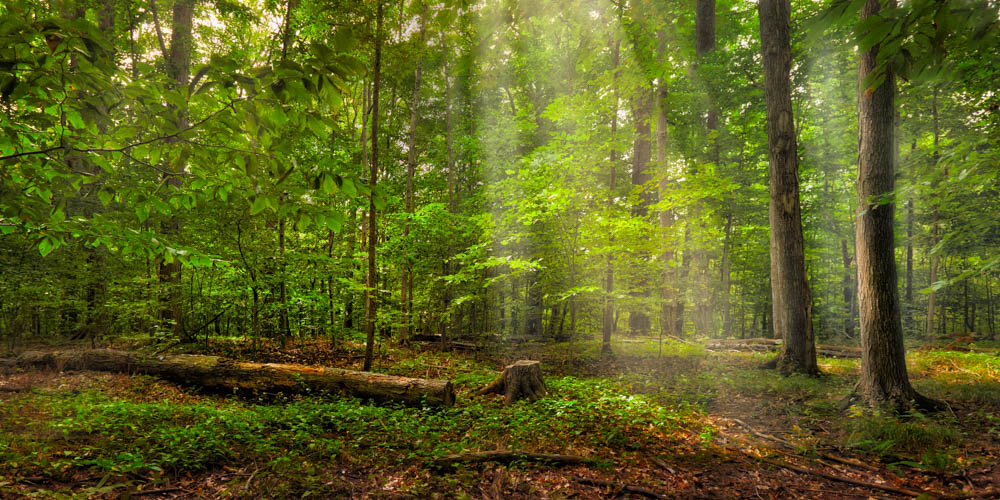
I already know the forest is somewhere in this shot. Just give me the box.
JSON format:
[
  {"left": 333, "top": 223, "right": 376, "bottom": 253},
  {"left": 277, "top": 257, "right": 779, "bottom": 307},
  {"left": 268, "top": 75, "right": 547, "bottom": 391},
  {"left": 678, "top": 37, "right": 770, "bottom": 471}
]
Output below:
[{"left": 1, "top": 0, "right": 999, "bottom": 497}]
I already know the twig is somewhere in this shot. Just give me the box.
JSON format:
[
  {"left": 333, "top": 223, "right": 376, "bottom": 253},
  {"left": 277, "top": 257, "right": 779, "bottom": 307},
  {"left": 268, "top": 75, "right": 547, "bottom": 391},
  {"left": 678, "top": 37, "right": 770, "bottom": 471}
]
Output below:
[
  {"left": 651, "top": 456, "right": 675, "bottom": 474},
  {"left": 730, "top": 418, "right": 881, "bottom": 472},
  {"left": 760, "top": 457, "right": 924, "bottom": 497},
  {"left": 133, "top": 487, "right": 184, "bottom": 497},
  {"left": 730, "top": 418, "right": 796, "bottom": 449},
  {"left": 571, "top": 475, "right": 664, "bottom": 500},
  {"left": 433, "top": 450, "right": 595, "bottom": 468}
]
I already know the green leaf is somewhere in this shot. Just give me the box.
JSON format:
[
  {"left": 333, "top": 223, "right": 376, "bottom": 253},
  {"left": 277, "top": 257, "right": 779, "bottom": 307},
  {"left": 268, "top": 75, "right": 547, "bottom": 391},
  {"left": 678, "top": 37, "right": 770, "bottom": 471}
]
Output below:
[
  {"left": 38, "top": 236, "right": 56, "bottom": 257},
  {"left": 66, "top": 110, "right": 85, "bottom": 130},
  {"left": 250, "top": 196, "right": 269, "bottom": 215},
  {"left": 295, "top": 213, "right": 312, "bottom": 231},
  {"left": 98, "top": 190, "right": 113, "bottom": 207},
  {"left": 50, "top": 207, "right": 65, "bottom": 224},
  {"left": 340, "top": 177, "right": 358, "bottom": 198},
  {"left": 136, "top": 205, "right": 149, "bottom": 223},
  {"left": 325, "top": 212, "right": 344, "bottom": 232}
]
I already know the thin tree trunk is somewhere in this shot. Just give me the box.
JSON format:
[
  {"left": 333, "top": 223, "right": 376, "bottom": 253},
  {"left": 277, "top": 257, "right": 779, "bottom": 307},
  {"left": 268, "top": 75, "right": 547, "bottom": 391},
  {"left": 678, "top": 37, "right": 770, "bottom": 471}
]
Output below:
[
  {"left": 905, "top": 140, "right": 915, "bottom": 304},
  {"left": 442, "top": 37, "right": 455, "bottom": 346},
  {"left": 364, "top": 2, "right": 384, "bottom": 372},
  {"left": 925, "top": 89, "right": 942, "bottom": 338},
  {"left": 401, "top": 3, "right": 428, "bottom": 345},
  {"left": 656, "top": 30, "right": 676, "bottom": 341},
  {"left": 602, "top": 38, "right": 620, "bottom": 357},
  {"left": 719, "top": 211, "right": 733, "bottom": 337},
  {"left": 757, "top": 0, "right": 818, "bottom": 375},
  {"left": 987, "top": 275, "right": 995, "bottom": 338},
  {"left": 841, "top": 240, "right": 855, "bottom": 338},
  {"left": 853, "top": 0, "right": 937, "bottom": 410}
]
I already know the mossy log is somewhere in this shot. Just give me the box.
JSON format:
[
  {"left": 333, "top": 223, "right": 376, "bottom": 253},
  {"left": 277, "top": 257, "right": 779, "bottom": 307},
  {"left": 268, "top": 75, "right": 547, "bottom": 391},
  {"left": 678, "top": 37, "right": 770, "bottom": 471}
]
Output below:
[
  {"left": 5, "top": 349, "right": 455, "bottom": 407},
  {"left": 478, "top": 359, "right": 546, "bottom": 404}
]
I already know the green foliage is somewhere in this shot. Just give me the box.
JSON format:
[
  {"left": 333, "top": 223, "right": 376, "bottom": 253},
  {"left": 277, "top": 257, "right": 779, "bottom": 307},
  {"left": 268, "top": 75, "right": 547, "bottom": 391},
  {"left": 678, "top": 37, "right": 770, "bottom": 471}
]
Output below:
[
  {"left": 0, "top": 376, "right": 701, "bottom": 477},
  {"left": 845, "top": 407, "right": 962, "bottom": 471}
]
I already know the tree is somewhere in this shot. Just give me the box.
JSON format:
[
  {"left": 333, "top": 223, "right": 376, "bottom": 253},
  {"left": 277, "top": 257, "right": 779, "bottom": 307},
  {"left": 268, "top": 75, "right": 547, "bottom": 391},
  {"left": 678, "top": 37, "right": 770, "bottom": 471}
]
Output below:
[
  {"left": 364, "top": 1, "right": 385, "bottom": 372},
  {"left": 757, "top": 0, "right": 819, "bottom": 375},
  {"left": 852, "top": 0, "right": 938, "bottom": 411},
  {"left": 400, "top": 1, "right": 428, "bottom": 344}
]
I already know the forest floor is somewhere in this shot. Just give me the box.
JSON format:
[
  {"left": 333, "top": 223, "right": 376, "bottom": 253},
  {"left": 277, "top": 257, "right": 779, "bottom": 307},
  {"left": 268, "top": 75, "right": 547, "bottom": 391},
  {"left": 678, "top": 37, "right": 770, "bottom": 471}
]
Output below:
[{"left": 1, "top": 336, "right": 999, "bottom": 499}]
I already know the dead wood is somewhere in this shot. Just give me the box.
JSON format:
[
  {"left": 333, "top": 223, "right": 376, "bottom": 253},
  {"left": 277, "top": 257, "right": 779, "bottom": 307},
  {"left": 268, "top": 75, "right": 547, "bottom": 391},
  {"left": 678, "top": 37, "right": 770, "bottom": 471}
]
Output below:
[
  {"left": 5, "top": 349, "right": 455, "bottom": 407},
  {"left": 730, "top": 418, "right": 881, "bottom": 472},
  {"left": 570, "top": 475, "right": 665, "bottom": 499},
  {"left": 478, "top": 360, "right": 546, "bottom": 404},
  {"left": 705, "top": 338, "right": 861, "bottom": 359},
  {"left": 433, "top": 450, "right": 595, "bottom": 467},
  {"left": 760, "top": 457, "right": 925, "bottom": 497},
  {"left": 132, "top": 487, "right": 185, "bottom": 497}
]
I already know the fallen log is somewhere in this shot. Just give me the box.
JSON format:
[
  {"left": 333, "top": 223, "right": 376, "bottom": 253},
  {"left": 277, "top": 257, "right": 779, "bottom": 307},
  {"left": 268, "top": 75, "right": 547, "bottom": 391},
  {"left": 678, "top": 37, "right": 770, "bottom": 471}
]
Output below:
[
  {"left": 704, "top": 338, "right": 861, "bottom": 359},
  {"left": 5, "top": 349, "right": 455, "bottom": 407}
]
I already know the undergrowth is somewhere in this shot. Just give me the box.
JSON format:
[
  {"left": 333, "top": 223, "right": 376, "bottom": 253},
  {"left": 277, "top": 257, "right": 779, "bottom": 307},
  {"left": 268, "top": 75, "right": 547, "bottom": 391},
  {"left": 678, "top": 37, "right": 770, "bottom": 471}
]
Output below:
[{"left": 0, "top": 376, "right": 703, "bottom": 481}]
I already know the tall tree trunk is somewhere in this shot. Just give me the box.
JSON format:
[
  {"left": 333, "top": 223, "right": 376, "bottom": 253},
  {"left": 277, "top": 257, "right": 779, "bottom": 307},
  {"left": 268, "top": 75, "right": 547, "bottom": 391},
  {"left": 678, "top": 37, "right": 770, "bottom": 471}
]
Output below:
[
  {"left": 276, "top": 0, "right": 298, "bottom": 348},
  {"left": 158, "top": 0, "right": 194, "bottom": 341},
  {"left": 363, "top": 2, "right": 384, "bottom": 372},
  {"left": 925, "top": 89, "right": 941, "bottom": 338},
  {"left": 400, "top": 3, "right": 428, "bottom": 344},
  {"left": 442, "top": 37, "right": 455, "bottom": 346},
  {"left": 347, "top": 84, "right": 371, "bottom": 333},
  {"left": 853, "top": 0, "right": 937, "bottom": 410},
  {"left": 691, "top": 0, "right": 717, "bottom": 338},
  {"left": 905, "top": 141, "right": 915, "bottom": 304},
  {"left": 628, "top": 87, "right": 653, "bottom": 337},
  {"left": 757, "top": 0, "right": 818, "bottom": 374},
  {"left": 602, "top": 38, "right": 620, "bottom": 357},
  {"left": 655, "top": 30, "right": 677, "bottom": 341}
]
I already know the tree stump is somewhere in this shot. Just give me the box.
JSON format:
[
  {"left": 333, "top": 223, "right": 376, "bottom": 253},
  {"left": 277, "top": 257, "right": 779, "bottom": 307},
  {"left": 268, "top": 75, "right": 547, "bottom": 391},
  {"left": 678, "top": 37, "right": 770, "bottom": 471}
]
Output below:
[{"left": 478, "top": 360, "right": 546, "bottom": 404}]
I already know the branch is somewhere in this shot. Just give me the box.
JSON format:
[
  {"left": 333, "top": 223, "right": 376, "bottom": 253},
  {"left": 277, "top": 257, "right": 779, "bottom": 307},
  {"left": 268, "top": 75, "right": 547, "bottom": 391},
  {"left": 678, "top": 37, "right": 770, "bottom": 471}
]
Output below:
[
  {"left": 432, "top": 450, "right": 595, "bottom": 468},
  {"left": 148, "top": 0, "right": 170, "bottom": 63},
  {"left": 0, "top": 99, "right": 245, "bottom": 162},
  {"left": 759, "top": 457, "right": 926, "bottom": 498},
  {"left": 571, "top": 476, "right": 664, "bottom": 500}
]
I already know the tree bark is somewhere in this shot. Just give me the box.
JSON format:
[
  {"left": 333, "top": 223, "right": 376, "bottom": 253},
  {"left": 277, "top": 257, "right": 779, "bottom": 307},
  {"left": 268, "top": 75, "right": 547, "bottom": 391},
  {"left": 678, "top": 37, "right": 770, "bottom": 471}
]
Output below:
[
  {"left": 478, "top": 360, "right": 547, "bottom": 404},
  {"left": 401, "top": 3, "right": 428, "bottom": 345},
  {"left": 655, "top": 31, "right": 676, "bottom": 341},
  {"left": 853, "top": 0, "right": 938, "bottom": 411},
  {"left": 602, "top": 38, "right": 620, "bottom": 357},
  {"left": 364, "top": 2, "right": 385, "bottom": 372},
  {"left": 7, "top": 350, "right": 455, "bottom": 406},
  {"left": 628, "top": 87, "right": 654, "bottom": 337},
  {"left": 158, "top": 0, "right": 194, "bottom": 341},
  {"left": 925, "top": 89, "right": 942, "bottom": 338},
  {"left": 757, "top": 0, "right": 818, "bottom": 375}
]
